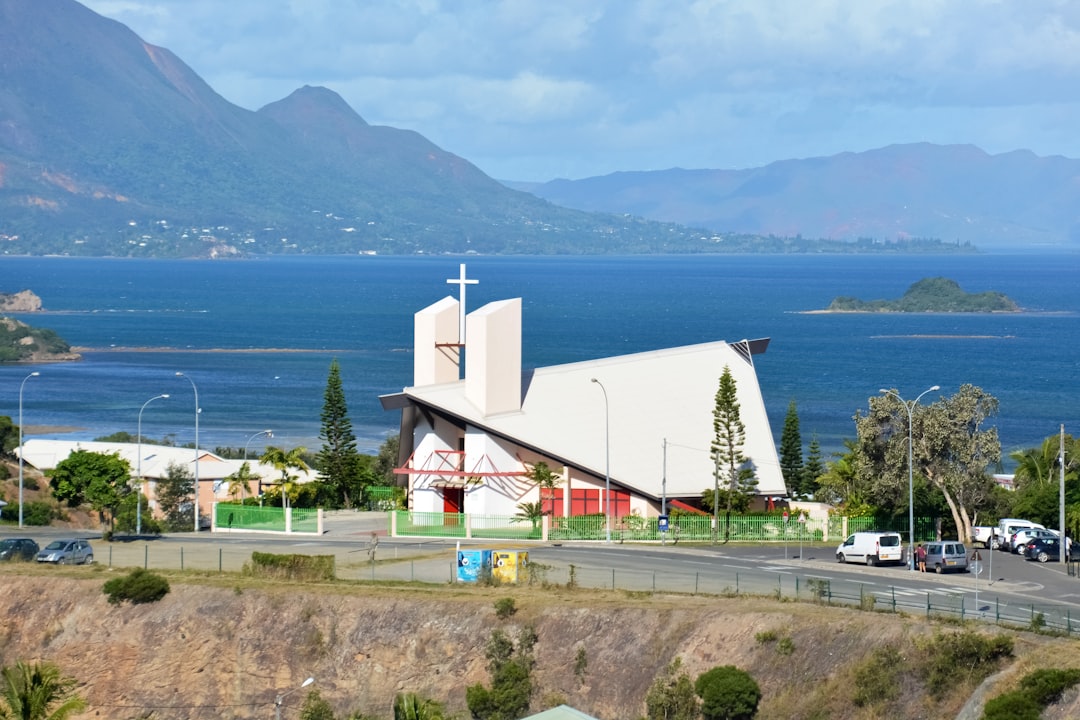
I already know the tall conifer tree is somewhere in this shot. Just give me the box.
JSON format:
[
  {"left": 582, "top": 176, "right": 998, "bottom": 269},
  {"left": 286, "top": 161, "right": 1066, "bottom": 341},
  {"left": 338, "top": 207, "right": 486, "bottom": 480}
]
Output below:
[
  {"left": 711, "top": 365, "right": 757, "bottom": 541},
  {"left": 317, "top": 359, "right": 361, "bottom": 507},
  {"left": 803, "top": 434, "right": 824, "bottom": 498},
  {"left": 779, "top": 400, "right": 805, "bottom": 497}
]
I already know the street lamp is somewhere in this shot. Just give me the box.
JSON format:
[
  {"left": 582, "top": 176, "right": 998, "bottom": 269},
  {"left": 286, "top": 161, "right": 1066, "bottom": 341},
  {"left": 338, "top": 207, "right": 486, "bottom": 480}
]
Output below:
[
  {"left": 590, "top": 378, "right": 611, "bottom": 543},
  {"left": 136, "top": 394, "right": 169, "bottom": 536},
  {"left": 17, "top": 371, "right": 40, "bottom": 528},
  {"left": 274, "top": 676, "right": 314, "bottom": 720},
  {"left": 176, "top": 372, "right": 200, "bottom": 532},
  {"left": 880, "top": 385, "right": 940, "bottom": 571},
  {"left": 243, "top": 429, "right": 273, "bottom": 501}
]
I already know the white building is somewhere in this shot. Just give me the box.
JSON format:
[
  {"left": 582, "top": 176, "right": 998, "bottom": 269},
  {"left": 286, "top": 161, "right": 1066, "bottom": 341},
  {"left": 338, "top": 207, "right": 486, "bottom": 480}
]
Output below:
[{"left": 381, "top": 267, "right": 786, "bottom": 520}]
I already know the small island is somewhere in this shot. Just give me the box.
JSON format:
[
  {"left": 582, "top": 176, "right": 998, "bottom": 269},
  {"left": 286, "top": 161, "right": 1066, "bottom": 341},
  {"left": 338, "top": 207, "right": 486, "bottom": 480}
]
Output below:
[
  {"left": 825, "top": 277, "right": 1020, "bottom": 313},
  {"left": 1, "top": 290, "right": 80, "bottom": 363}
]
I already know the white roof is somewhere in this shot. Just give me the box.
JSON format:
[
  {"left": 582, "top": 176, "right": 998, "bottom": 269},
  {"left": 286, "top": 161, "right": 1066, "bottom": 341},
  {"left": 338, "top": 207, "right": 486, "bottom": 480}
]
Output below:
[
  {"left": 400, "top": 339, "right": 786, "bottom": 499},
  {"left": 17, "top": 439, "right": 287, "bottom": 483}
]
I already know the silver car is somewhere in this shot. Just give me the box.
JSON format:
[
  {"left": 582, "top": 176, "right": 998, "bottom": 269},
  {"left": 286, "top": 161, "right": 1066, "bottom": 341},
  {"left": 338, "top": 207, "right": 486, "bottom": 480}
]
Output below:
[{"left": 35, "top": 539, "right": 94, "bottom": 565}]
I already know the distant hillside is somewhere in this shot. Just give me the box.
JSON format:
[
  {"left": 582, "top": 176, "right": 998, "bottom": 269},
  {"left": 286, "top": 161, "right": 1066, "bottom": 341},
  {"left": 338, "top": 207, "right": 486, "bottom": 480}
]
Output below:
[
  {"left": 0, "top": 0, "right": 712, "bottom": 257},
  {"left": 826, "top": 277, "right": 1021, "bottom": 313},
  {"left": 518, "top": 144, "right": 1080, "bottom": 251}
]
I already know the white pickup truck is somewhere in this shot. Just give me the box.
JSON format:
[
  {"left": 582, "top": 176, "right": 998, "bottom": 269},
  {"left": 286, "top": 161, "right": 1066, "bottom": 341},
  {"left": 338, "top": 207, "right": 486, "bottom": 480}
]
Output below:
[{"left": 970, "top": 526, "right": 998, "bottom": 549}]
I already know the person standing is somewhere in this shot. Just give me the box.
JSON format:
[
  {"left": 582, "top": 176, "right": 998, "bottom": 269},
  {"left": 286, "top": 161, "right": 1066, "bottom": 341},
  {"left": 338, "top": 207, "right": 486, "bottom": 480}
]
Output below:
[{"left": 916, "top": 543, "right": 927, "bottom": 572}]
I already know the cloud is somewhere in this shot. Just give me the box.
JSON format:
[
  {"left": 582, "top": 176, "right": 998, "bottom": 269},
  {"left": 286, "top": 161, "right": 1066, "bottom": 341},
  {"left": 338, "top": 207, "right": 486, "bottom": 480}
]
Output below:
[{"left": 80, "top": 0, "right": 1080, "bottom": 180}]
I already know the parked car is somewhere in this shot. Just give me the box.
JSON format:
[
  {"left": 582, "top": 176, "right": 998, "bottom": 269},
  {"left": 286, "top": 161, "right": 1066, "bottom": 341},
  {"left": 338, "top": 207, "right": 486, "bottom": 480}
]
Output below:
[
  {"left": 0, "top": 537, "right": 40, "bottom": 562},
  {"left": 997, "top": 519, "right": 1045, "bottom": 551},
  {"left": 1023, "top": 538, "right": 1062, "bottom": 563},
  {"left": 1010, "top": 527, "right": 1058, "bottom": 553},
  {"left": 923, "top": 541, "right": 969, "bottom": 573},
  {"left": 35, "top": 539, "right": 94, "bottom": 565},
  {"left": 836, "top": 531, "right": 906, "bottom": 566}
]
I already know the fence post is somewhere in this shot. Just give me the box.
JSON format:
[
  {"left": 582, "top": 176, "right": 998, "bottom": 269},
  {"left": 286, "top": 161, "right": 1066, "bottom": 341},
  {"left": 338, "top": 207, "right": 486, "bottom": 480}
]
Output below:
[
  {"left": 926, "top": 593, "right": 931, "bottom": 617},
  {"left": 180, "top": 546, "right": 184, "bottom": 571},
  {"left": 736, "top": 572, "right": 739, "bottom": 595},
  {"left": 219, "top": 547, "right": 223, "bottom": 573},
  {"left": 144, "top": 545, "right": 148, "bottom": 569},
  {"left": 892, "top": 587, "right": 896, "bottom": 612},
  {"left": 611, "top": 568, "right": 615, "bottom": 590},
  {"left": 996, "top": 598, "right": 1000, "bottom": 623},
  {"left": 695, "top": 572, "right": 699, "bottom": 594},
  {"left": 109, "top": 546, "right": 112, "bottom": 568},
  {"left": 652, "top": 571, "right": 656, "bottom": 592}
]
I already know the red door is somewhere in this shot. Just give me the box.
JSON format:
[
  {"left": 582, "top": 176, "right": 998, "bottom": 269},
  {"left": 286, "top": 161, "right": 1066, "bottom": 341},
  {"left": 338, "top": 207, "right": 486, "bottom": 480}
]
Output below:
[{"left": 443, "top": 487, "right": 464, "bottom": 525}]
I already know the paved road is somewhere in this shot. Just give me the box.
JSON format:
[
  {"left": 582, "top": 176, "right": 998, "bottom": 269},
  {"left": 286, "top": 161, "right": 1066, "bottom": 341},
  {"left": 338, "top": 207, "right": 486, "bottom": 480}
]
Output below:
[{"left": 7, "top": 515, "right": 1080, "bottom": 630}]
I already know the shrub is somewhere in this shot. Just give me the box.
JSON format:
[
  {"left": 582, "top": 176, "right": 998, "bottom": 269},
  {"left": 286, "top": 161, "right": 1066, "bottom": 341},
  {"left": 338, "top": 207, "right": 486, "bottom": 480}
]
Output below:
[
  {"left": 0, "top": 501, "right": 53, "bottom": 525},
  {"left": 775, "top": 637, "right": 795, "bottom": 656},
  {"left": 246, "top": 552, "right": 335, "bottom": 581},
  {"left": 103, "top": 568, "right": 170, "bottom": 605},
  {"left": 981, "top": 692, "right": 1042, "bottom": 720},
  {"left": 1023, "top": 667, "right": 1080, "bottom": 705},
  {"left": 695, "top": 666, "right": 761, "bottom": 720},
  {"left": 754, "top": 630, "right": 778, "bottom": 644},
  {"left": 645, "top": 658, "right": 698, "bottom": 720},
  {"left": 918, "top": 631, "right": 1013, "bottom": 697},
  {"left": 494, "top": 597, "right": 516, "bottom": 619},
  {"left": 852, "top": 645, "right": 902, "bottom": 707}
]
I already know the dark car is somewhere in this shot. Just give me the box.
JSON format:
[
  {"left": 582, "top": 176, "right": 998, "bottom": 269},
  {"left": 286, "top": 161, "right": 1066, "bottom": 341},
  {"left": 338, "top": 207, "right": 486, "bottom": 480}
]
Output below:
[
  {"left": 0, "top": 537, "right": 40, "bottom": 562},
  {"left": 1023, "top": 537, "right": 1073, "bottom": 563}
]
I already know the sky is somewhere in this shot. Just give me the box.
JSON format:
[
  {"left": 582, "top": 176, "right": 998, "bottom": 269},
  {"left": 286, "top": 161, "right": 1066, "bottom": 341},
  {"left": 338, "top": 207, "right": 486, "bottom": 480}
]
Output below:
[{"left": 81, "top": 0, "right": 1080, "bottom": 182}]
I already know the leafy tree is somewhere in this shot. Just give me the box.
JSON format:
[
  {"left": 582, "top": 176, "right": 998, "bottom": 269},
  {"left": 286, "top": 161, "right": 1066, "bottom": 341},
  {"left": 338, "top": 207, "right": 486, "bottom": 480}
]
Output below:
[
  {"left": 858, "top": 385, "right": 1000, "bottom": 543},
  {"left": 710, "top": 366, "right": 758, "bottom": 542},
  {"left": 316, "top": 359, "right": 362, "bottom": 508},
  {"left": 48, "top": 449, "right": 131, "bottom": 529},
  {"left": 113, "top": 491, "right": 160, "bottom": 535},
  {"left": 802, "top": 434, "right": 824, "bottom": 498},
  {"left": 393, "top": 692, "right": 446, "bottom": 720},
  {"left": 260, "top": 446, "right": 311, "bottom": 510},
  {"left": 374, "top": 434, "right": 401, "bottom": 485},
  {"left": 465, "top": 626, "right": 537, "bottom": 720},
  {"left": 155, "top": 461, "right": 194, "bottom": 532},
  {"left": 645, "top": 657, "right": 698, "bottom": 720},
  {"left": 526, "top": 461, "right": 562, "bottom": 517},
  {"left": 299, "top": 690, "right": 336, "bottom": 720},
  {"left": 0, "top": 660, "right": 86, "bottom": 720},
  {"left": 92, "top": 431, "right": 135, "bottom": 443},
  {"left": 778, "top": 400, "right": 804, "bottom": 498},
  {"left": 814, "top": 440, "right": 876, "bottom": 514},
  {"left": 0, "top": 416, "right": 18, "bottom": 459},
  {"left": 694, "top": 665, "right": 761, "bottom": 720}
]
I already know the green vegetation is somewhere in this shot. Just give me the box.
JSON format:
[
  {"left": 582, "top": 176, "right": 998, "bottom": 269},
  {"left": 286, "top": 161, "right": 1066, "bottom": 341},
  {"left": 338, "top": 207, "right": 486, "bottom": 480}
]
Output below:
[
  {"left": 246, "top": 552, "right": 336, "bottom": 582},
  {"left": 0, "top": 660, "right": 86, "bottom": 720},
  {"left": 48, "top": 449, "right": 131, "bottom": 529},
  {"left": 982, "top": 668, "right": 1080, "bottom": 720},
  {"left": 706, "top": 366, "right": 758, "bottom": 542},
  {"left": 694, "top": 666, "right": 761, "bottom": 720},
  {"left": 102, "top": 568, "right": 171, "bottom": 605},
  {"left": 0, "top": 318, "right": 72, "bottom": 363},
  {"left": 917, "top": 630, "right": 1013, "bottom": 698},
  {"left": 827, "top": 277, "right": 1019, "bottom": 312},
  {"left": 493, "top": 597, "right": 517, "bottom": 619},
  {"left": 465, "top": 626, "right": 537, "bottom": 720},
  {"left": 644, "top": 658, "right": 698, "bottom": 720},
  {"left": 852, "top": 645, "right": 903, "bottom": 707},
  {"left": 316, "top": 359, "right": 363, "bottom": 508}
]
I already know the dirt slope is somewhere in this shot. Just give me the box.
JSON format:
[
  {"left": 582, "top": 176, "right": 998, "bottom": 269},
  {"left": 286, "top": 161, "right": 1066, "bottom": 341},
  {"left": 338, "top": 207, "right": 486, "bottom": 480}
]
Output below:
[{"left": 1, "top": 569, "right": 1079, "bottom": 720}]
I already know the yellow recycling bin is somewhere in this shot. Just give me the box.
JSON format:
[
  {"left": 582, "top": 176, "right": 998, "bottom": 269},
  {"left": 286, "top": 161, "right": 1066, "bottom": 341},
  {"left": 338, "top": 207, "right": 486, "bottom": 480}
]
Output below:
[{"left": 491, "top": 550, "right": 529, "bottom": 584}]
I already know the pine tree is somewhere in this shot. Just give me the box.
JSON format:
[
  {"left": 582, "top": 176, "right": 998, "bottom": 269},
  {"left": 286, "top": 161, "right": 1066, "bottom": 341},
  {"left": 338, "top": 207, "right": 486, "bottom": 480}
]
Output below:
[
  {"left": 711, "top": 365, "right": 757, "bottom": 542},
  {"left": 803, "top": 434, "right": 824, "bottom": 498},
  {"left": 316, "top": 359, "right": 361, "bottom": 508},
  {"left": 779, "top": 400, "right": 805, "bottom": 498}
]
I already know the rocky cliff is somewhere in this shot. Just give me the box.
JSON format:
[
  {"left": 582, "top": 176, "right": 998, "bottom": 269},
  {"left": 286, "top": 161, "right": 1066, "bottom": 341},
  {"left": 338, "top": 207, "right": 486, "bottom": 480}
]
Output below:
[{"left": 0, "top": 289, "right": 43, "bottom": 312}]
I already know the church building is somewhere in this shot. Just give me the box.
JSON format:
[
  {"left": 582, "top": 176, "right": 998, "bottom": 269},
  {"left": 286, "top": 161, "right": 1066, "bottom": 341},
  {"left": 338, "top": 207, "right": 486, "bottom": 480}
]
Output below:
[{"left": 380, "top": 265, "right": 786, "bottom": 521}]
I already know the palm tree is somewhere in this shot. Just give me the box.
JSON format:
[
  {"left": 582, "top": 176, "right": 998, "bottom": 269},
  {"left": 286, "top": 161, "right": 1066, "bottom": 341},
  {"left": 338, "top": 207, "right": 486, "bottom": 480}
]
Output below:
[
  {"left": 393, "top": 692, "right": 445, "bottom": 720},
  {"left": 526, "top": 461, "right": 562, "bottom": 518},
  {"left": 225, "top": 461, "right": 259, "bottom": 502},
  {"left": 259, "top": 446, "right": 310, "bottom": 509},
  {"left": 0, "top": 661, "right": 86, "bottom": 720}
]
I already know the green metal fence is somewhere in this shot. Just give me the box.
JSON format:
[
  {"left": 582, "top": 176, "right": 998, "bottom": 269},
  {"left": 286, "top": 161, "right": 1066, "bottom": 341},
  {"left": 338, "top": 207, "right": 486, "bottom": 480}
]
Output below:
[
  {"left": 390, "top": 511, "right": 950, "bottom": 543},
  {"left": 215, "top": 504, "right": 286, "bottom": 532}
]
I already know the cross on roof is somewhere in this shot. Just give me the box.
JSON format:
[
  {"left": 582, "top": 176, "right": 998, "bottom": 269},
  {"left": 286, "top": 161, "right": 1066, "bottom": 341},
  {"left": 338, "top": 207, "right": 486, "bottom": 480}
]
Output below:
[{"left": 446, "top": 263, "right": 478, "bottom": 345}]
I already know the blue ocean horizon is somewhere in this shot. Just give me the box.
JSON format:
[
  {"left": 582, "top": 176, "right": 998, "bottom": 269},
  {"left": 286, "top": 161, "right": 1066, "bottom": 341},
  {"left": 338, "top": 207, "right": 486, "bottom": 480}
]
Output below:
[{"left": 1, "top": 253, "right": 1077, "bottom": 468}]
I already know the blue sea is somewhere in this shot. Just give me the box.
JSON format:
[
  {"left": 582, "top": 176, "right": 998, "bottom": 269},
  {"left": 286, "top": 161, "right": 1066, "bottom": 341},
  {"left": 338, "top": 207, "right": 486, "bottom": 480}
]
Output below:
[{"left": 1, "top": 254, "right": 1077, "bottom": 466}]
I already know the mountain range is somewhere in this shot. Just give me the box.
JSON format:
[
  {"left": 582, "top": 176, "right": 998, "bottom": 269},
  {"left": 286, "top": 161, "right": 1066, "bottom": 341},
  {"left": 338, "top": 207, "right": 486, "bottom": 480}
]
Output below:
[
  {"left": 512, "top": 143, "right": 1080, "bottom": 251},
  {"left": 0, "top": 0, "right": 1073, "bottom": 256}
]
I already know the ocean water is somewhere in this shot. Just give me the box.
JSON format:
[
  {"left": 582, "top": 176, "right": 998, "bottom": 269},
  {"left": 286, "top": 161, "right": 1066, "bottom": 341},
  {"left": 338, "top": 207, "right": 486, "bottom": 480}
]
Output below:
[{"left": 0, "top": 253, "right": 1077, "bottom": 465}]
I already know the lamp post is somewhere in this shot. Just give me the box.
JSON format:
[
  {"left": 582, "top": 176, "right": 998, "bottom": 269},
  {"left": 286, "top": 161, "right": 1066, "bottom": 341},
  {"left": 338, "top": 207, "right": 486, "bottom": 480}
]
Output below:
[
  {"left": 274, "top": 676, "right": 314, "bottom": 720},
  {"left": 880, "top": 385, "right": 940, "bottom": 571},
  {"left": 176, "top": 372, "right": 200, "bottom": 532},
  {"left": 17, "top": 371, "right": 40, "bottom": 528},
  {"left": 243, "top": 429, "right": 273, "bottom": 501},
  {"left": 590, "top": 378, "right": 611, "bottom": 543},
  {"left": 136, "top": 394, "right": 169, "bottom": 536}
]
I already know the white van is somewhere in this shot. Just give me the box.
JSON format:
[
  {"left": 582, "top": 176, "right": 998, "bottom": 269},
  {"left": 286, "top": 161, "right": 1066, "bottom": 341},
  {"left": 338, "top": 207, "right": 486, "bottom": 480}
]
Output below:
[
  {"left": 996, "top": 519, "right": 1045, "bottom": 552},
  {"left": 836, "top": 532, "right": 905, "bottom": 566}
]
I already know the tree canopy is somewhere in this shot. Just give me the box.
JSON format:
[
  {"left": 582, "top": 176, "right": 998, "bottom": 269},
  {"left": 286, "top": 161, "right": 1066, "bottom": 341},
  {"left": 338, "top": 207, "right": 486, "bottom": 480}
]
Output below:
[
  {"left": 48, "top": 449, "right": 131, "bottom": 528},
  {"left": 316, "top": 359, "right": 362, "bottom": 508}
]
